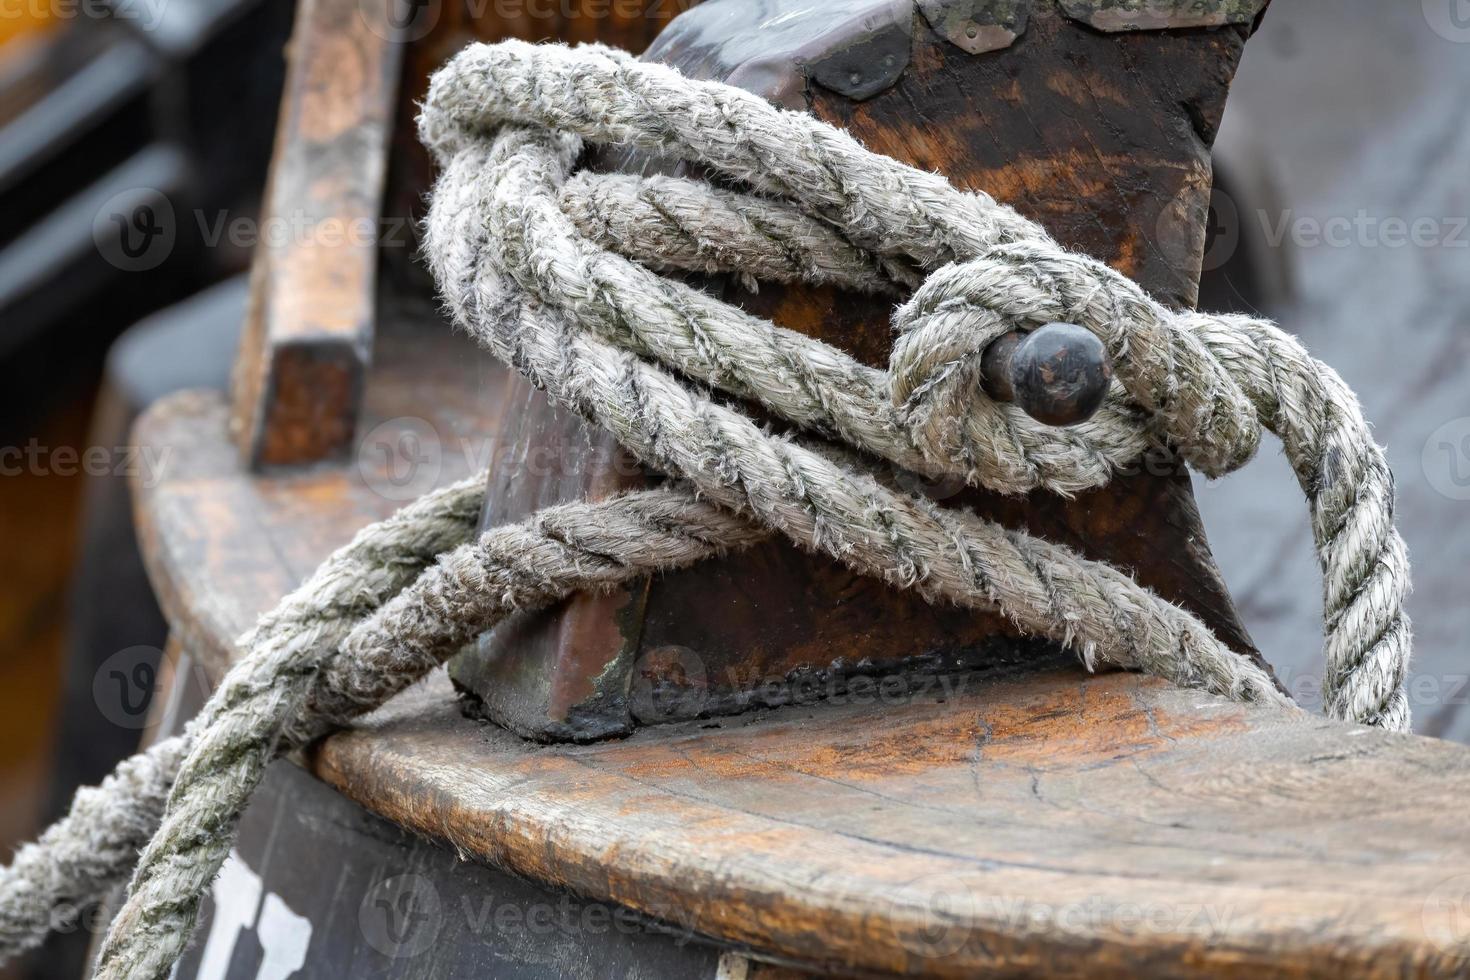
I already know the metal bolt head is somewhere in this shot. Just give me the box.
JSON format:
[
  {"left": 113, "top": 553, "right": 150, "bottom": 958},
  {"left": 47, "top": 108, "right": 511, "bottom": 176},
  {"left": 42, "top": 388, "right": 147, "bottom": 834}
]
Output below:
[{"left": 1008, "top": 322, "right": 1110, "bottom": 426}]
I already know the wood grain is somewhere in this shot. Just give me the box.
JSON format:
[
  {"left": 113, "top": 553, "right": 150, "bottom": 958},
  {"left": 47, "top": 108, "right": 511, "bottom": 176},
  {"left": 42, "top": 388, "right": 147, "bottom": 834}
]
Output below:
[
  {"left": 128, "top": 2, "right": 1470, "bottom": 974},
  {"left": 228, "top": 0, "right": 403, "bottom": 468},
  {"left": 311, "top": 665, "right": 1470, "bottom": 978}
]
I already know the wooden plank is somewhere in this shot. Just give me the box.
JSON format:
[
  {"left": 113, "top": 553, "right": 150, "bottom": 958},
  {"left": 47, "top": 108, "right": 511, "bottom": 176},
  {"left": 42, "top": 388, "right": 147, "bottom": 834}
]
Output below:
[
  {"left": 310, "top": 667, "right": 1470, "bottom": 978},
  {"left": 227, "top": 0, "right": 697, "bottom": 464},
  {"left": 228, "top": 0, "right": 403, "bottom": 468}
]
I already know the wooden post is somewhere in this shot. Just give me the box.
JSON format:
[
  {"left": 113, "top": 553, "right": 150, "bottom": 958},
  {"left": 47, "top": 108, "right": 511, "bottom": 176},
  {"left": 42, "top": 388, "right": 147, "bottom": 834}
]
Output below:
[{"left": 452, "top": 0, "right": 1278, "bottom": 742}]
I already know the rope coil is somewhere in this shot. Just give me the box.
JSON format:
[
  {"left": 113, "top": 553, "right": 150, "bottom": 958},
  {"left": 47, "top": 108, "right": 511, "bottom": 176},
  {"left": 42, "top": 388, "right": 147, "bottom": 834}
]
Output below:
[
  {"left": 420, "top": 39, "right": 1408, "bottom": 726},
  {"left": 0, "top": 41, "right": 1411, "bottom": 978}
]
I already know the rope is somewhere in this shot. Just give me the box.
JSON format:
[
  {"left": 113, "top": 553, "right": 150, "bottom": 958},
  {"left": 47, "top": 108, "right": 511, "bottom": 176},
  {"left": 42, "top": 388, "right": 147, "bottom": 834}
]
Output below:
[
  {"left": 419, "top": 40, "right": 1407, "bottom": 725},
  {"left": 0, "top": 482, "right": 755, "bottom": 966},
  {"left": 0, "top": 40, "right": 1410, "bottom": 978}
]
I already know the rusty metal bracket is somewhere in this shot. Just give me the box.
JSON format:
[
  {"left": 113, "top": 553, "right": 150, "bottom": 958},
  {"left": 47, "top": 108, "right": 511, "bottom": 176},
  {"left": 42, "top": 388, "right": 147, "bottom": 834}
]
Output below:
[
  {"left": 918, "top": 0, "right": 1030, "bottom": 54},
  {"left": 1056, "top": 0, "right": 1267, "bottom": 32},
  {"left": 801, "top": 1, "right": 914, "bottom": 101}
]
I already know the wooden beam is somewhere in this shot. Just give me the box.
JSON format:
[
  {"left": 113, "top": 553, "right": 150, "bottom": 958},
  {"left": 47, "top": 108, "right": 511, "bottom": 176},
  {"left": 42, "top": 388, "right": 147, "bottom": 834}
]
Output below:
[{"left": 228, "top": 0, "right": 403, "bottom": 468}]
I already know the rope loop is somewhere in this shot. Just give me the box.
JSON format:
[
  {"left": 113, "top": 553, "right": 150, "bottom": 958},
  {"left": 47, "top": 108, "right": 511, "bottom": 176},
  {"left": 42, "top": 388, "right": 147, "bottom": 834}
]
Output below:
[
  {"left": 415, "top": 39, "right": 1408, "bottom": 738},
  {"left": 889, "top": 248, "right": 1264, "bottom": 479}
]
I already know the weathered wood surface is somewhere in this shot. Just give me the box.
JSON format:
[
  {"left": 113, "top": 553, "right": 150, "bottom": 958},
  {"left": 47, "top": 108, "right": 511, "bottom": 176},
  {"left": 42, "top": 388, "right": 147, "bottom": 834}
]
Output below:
[
  {"left": 458, "top": 0, "right": 1277, "bottom": 741},
  {"left": 228, "top": 0, "right": 403, "bottom": 468},
  {"left": 313, "top": 668, "right": 1470, "bottom": 979},
  {"left": 126, "top": 0, "right": 1470, "bottom": 974},
  {"left": 134, "top": 378, "right": 1470, "bottom": 977},
  {"left": 170, "top": 761, "right": 786, "bottom": 979},
  {"left": 139, "top": 312, "right": 506, "bottom": 678}
]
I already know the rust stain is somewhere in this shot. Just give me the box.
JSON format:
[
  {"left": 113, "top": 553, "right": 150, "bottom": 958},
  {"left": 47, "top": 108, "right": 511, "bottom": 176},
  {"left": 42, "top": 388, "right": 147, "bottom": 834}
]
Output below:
[
  {"left": 1110, "top": 226, "right": 1143, "bottom": 277},
  {"left": 960, "top": 152, "right": 1126, "bottom": 206},
  {"left": 976, "top": 676, "right": 1247, "bottom": 767},
  {"left": 547, "top": 590, "right": 636, "bottom": 719},
  {"left": 1043, "top": 71, "right": 1130, "bottom": 107}
]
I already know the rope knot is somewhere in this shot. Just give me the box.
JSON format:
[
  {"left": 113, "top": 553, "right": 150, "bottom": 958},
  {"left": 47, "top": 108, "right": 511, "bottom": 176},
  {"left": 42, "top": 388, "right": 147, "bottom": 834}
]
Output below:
[
  {"left": 890, "top": 246, "right": 1267, "bottom": 483},
  {"left": 889, "top": 258, "right": 1041, "bottom": 471}
]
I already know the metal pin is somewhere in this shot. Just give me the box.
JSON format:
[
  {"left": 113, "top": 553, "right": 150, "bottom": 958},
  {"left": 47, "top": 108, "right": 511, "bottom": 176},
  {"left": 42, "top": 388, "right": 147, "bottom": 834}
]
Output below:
[{"left": 979, "top": 322, "right": 1111, "bottom": 427}]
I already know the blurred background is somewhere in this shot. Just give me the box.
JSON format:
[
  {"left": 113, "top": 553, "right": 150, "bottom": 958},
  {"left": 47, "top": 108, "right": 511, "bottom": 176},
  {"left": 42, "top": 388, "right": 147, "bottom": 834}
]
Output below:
[
  {"left": 1193, "top": 0, "right": 1470, "bottom": 741},
  {"left": 0, "top": 1, "right": 291, "bottom": 976},
  {"left": 0, "top": 0, "right": 1464, "bottom": 976}
]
